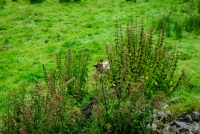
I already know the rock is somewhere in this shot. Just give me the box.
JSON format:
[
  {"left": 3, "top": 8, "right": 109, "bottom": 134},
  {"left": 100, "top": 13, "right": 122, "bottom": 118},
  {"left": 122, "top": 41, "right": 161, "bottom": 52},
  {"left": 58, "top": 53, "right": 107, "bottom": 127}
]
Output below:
[
  {"left": 162, "top": 130, "right": 177, "bottom": 134},
  {"left": 184, "top": 115, "right": 193, "bottom": 123},
  {"left": 162, "top": 130, "right": 170, "bottom": 134},
  {"left": 191, "top": 122, "right": 200, "bottom": 133},
  {"left": 192, "top": 111, "right": 200, "bottom": 121},
  {"left": 153, "top": 113, "right": 158, "bottom": 121},
  {"left": 166, "top": 111, "right": 172, "bottom": 117},
  {"left": 162, "top": 104, "right": 169, "bottom": 110},
  {"left": 179, "top": 127, "right": 189, "bottom": 133},
  {"left": 178, "top": 112, "right": 187, "bottom": 120},
  {"left": 188, "top": 122, "right": 200, "bottom": 134},
  {"left": 154, "top": 109, "right": 158, "bottom": 114},
  {"left": 158, "top": 111, "right": 165, "bottom": 121},
  {"left": 147, "top": 123, "right": 158, "bottom": 132},
  {"left": 163, "top": 124, "right": 171, "bottom": 131},
  {"left": 170, "top": 125, "right": 180, "bottom": 133},
  {"left": 152, "top": 123, "right": 158, "bottom": 131},
  {"left": 170, "top": 121, "right": 186, "bottom": 128}
]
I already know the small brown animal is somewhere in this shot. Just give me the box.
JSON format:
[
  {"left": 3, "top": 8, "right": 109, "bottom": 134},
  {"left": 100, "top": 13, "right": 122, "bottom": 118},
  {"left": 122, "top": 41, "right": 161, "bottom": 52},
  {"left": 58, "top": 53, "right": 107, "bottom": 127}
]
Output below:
[{"left": 93, "top": 59, "right": 110, "bottom": 71}]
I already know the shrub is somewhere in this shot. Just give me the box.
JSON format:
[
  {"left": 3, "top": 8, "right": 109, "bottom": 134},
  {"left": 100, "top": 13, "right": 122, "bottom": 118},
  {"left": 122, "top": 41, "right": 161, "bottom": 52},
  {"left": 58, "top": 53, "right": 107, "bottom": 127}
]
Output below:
[
  {"left": 108, "top": 20, "right": 180, "bottom": 96},
  {"left": 2, "top": 47, "right": 88, "bottom": 133},
  {"left": 2, "top": 85, "right": 85, "bottom": 133},
  {"left": 43, "top": 46, "right": 88, "bottom": 102},
  {"left": 1, "top": 20, "right": 185, "bottom": 134},
  {"left": 88, "top": 20, "right": 184, "bottom": 134}
]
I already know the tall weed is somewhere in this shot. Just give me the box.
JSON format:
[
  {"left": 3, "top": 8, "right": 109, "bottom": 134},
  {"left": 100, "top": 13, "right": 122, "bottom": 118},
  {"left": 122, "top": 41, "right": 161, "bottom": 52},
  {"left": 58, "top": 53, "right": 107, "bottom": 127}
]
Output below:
[
  {"left": 1, "top": 20, "right": 186, "bottom": 134},
  {"left": 44, "top": 46, "right": 88, "bottom": 102},
  {"left": 2, "top": 48, "right": 88, "bottom": 133},
  {"left": 89, "top": 20, "right": 184, "bottom": 134}
]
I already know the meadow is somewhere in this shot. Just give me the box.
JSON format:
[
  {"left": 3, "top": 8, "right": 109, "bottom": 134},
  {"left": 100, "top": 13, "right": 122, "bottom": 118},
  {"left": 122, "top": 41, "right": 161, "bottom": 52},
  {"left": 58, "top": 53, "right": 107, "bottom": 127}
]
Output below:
[{"left": 0, "top": 0, "right": 200, "bottom": 133}]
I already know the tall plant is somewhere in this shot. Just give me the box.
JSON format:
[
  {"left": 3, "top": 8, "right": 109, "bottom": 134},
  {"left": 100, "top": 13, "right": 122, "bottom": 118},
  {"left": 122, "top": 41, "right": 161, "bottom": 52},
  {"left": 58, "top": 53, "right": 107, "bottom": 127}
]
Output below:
[
  {"left": 43, "top": 46, "right": 88, "bottom": 102},
  {"left": 107, "top": 20, "right": 180, "bottom": 97},
  {"left": 89, "top": 20, "right": 184, "bottom": 134},
  {"left": 2, "top": 47, "right": 88, "bottom": 133}
]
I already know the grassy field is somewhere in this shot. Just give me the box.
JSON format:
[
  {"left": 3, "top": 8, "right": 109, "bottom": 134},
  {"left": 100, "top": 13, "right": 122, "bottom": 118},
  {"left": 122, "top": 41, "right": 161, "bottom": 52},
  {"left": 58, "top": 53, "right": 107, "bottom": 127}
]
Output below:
[{"left": 0, "top": 0, "right": 200, "bottom": 118}]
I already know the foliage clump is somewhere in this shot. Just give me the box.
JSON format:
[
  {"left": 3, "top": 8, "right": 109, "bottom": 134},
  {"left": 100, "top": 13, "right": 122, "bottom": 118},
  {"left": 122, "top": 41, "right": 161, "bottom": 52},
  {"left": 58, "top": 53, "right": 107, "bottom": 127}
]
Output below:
[
  {"left": 107, "top": 20, "right": 180, "bottom": 97},
  {"left": 1, "top": 20, "right": 185, "bottom": 134},
  {"left": 88, "top": 20, "right": 183, "bottom": 133},
  {"left": 2, "top": 48, "right": 88, "bottom": 133}
]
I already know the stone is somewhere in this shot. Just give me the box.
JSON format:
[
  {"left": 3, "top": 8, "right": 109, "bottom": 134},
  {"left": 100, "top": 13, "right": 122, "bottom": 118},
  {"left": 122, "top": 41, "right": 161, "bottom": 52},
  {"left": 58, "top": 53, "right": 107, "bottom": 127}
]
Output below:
[
  {"left": 158, "top": 110, "right": 165, "bottom": 121},
  {"left": 192, "top": 122, "right": 200, "bottom": 132},
  {"left": 170, "top": 125, "right": 180, "bottom": 133},
  {"left": 162, "top": 104, "right": 169, "bottom": 110},
  {"left": 166, "top": 111, "right": 172, "bottom": 117},
  {"left": 192, "top": 111, "right": 200, "bottom": 121},
  {"left": 163, "top": 124, "right": 171, "bottom": 131},
  {"left": 152, "top": 123, "right": 157, "bottom": 131},
  {"left": 162, "top": 130, "right": 170, "bottom": 134},
  {"left": 184, "top": 115, "right": 193, "bottom": 123},
  {"left": 147, "top": 123, "right": 157, "bottom": 132},
  {"left": 153, "top": 113, "right": 158, "bottom": 121},
  {"left": 179, "top": 127, "right": 189, "bottom": 133},
  {"left": 153, "top": 109, "right": 158, "bottom": 114},
  {"left": 170, "top": 121, "right": 186, "bottom": 128},
  {"left": 178, "top": 112, "right": 187, "bottom": 120}
]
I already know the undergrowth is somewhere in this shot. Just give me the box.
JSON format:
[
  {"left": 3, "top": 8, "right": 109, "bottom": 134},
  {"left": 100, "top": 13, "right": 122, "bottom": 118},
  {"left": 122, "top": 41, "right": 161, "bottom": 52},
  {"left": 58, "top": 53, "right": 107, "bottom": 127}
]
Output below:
[
  {"left": 0, "top": 12, "right": 190, "bottom": 134},
  {"left": 86, "top": 20, "right": 187, "bottom": 133},
  {"left": 2, "top": 48, "right": 88, "bottom": 133}
]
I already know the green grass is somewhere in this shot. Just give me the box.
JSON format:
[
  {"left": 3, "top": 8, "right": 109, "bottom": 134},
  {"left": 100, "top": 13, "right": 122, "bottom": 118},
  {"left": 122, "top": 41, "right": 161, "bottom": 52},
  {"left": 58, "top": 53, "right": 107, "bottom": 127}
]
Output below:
[{"left": 0, "top": 0, "right": 200, "bottom": 117}]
